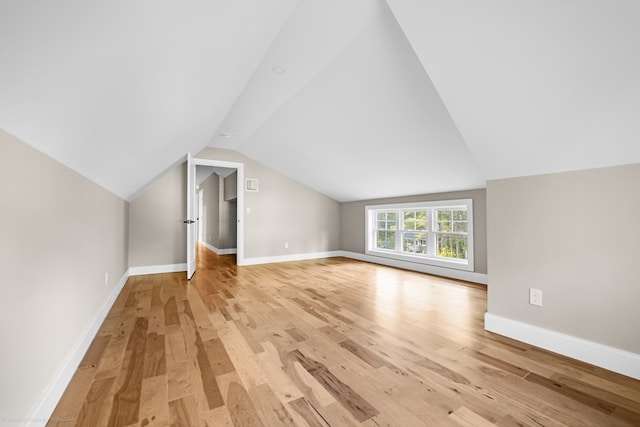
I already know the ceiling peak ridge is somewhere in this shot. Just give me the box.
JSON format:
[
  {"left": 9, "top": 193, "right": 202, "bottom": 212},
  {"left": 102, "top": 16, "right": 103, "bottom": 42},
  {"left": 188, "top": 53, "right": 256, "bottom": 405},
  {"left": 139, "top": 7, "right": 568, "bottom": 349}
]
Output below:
[{"left": 208, "top": 0, "right": 388, "bottom": 151}]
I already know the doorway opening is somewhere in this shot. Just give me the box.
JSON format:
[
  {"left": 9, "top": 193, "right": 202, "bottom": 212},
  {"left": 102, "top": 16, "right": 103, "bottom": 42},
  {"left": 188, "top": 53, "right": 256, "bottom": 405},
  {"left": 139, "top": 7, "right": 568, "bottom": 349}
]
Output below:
[{"left": 186, "top": 155, "right": 245, "bottom": 279}]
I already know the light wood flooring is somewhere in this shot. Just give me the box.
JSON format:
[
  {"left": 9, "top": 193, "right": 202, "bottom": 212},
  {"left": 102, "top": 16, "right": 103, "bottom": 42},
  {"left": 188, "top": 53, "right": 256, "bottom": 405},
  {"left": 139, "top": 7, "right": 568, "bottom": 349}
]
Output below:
[{"left": 49, "top": 245, "right": 640, "bottom": 426}]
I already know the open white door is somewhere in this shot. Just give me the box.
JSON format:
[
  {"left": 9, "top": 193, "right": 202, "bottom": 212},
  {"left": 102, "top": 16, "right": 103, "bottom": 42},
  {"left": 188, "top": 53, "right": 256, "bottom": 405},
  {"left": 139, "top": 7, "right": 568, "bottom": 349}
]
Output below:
[{"left": 186, "top": 153, "right": 196, "bottom": 279}]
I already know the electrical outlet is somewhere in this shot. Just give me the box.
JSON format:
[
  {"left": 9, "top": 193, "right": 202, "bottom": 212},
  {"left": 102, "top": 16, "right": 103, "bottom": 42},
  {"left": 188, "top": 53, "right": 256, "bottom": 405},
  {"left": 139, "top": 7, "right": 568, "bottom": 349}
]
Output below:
[
  {"left": 284, "top": 242, "right": 289, "bottom": 249},
  {"left": 105, "top": 272, "right": 109, "bottom": 286},
  {"left": 529, "top": 288, "right": 542, "bottom": 306}
]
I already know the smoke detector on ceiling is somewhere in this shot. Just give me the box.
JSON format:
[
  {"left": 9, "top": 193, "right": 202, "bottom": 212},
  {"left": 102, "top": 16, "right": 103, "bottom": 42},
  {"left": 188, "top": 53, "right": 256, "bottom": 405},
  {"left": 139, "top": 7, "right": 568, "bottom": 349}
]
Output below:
[{"left": 218, "top": 128, "right": 235, "bottom": 139}]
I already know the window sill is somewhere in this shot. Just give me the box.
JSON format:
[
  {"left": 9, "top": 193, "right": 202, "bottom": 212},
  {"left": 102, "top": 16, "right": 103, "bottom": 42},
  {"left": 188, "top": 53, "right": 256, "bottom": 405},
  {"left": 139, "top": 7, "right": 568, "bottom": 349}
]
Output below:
[{"left": 365, "top": 249, "right": 474, "bottom": 272}]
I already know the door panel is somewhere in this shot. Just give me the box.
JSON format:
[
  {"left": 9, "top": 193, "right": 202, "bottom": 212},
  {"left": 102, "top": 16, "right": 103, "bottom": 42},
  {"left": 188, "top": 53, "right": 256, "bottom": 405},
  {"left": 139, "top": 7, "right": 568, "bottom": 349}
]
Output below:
[{"left": 186, "top": 153, "right": 196, "bottom": 279}]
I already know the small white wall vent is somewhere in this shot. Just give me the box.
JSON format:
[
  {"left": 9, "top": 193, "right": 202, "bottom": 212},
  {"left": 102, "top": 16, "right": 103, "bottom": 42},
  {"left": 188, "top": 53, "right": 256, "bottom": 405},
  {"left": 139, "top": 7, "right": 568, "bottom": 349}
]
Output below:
[{"left": 245, "top": 178, "right": 259, "bottom": 192}]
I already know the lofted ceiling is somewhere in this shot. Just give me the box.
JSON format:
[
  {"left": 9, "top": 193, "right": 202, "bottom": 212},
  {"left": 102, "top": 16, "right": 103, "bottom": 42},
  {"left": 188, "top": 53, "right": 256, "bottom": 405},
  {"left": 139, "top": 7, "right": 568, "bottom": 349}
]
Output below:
[{"left": 1, "top": 0, "right": 638, "bottom": 202}]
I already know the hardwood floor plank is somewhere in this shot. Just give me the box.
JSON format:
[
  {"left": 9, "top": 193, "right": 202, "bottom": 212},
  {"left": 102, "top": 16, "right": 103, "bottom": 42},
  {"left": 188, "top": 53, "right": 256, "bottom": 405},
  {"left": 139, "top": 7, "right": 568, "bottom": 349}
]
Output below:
[
  {"left": 315, "top": 401, "right": 362, "bottom": 427},
  {"left": 201, "top": 406, "right": 234, "bottom": 427},
  {"left": 256, "top": 350, "right": 304, "bottom": 403},
  {"left": 186, "top": 288, "right": 218, "bottom": 341},
  {"left": 47, "top": 367, "right": 97, "bottom": 426},
  {"left": 79, "top": 335, "right": 112, "bottom": 369},
  {"left": 287, "top": 397, "right": 329, "bottom": 427},
  {"left": 288, "top": 349, "right": 379, "bottom": 422},
  {"left": 94, "top": 318, "right": 137, "bottom": 380},
  {"left": 278, "top": 354, "right": 335, "bottom": 411},
  {"left": 74, "top": 377, "right": 116, "bottom": 427},
  {"left": 339, "top": 339, "right": 387, "bottom": 369},
  {"left": 138, "top": 375, "right": 169, "bottom": 427},
  {"left": 48, "top": 246, "right": 640, "bottom": 427},
  {"left": 107, "top": 316, "right": 148, "bottom": 426},
  {"left": 548, "top": 372, "right": 640, "bottom": 415},
  {"left": 151, "top": 284, "right": 163, "bottom": 308},
  {"left": 194, "top": 329, "right": 225, "bottom": 409},
  {"left": 461, "top": 347, "right": 530, "bottom": 378},
  {"left": 218, "top": 322, "right": 267, "bottom": 389},
  {"left": 142, "top": 332, "right": 166, "bottom": 379},
  {"left": 204, "top": 337, "right": 236, "bottom": 377},
  {"left": 147, "top": 307, "right": 166, "bottom": 336},
  {"left": 234, "top": 319, "right": 265, "bottom": 354},
  {"left": 526, "top": 372, "right": 617, "bottom": 415},
  {"left": 226, "top": 381, "right": 265, "bottom": 427},
  {"left": 248, "top": 383, "right": 297, "bottom": 427},
  {"left": 164, "top": 296, "right": 180, "bottom": 327},
  {"left": 284, "top": 327, "right": 307, "bottom": 343},
  {"left": 449, "top": 406, "right": 495, "bottom": 427},
  {"left": 168, "top": 395, "right": 199, "bottom": 427}
]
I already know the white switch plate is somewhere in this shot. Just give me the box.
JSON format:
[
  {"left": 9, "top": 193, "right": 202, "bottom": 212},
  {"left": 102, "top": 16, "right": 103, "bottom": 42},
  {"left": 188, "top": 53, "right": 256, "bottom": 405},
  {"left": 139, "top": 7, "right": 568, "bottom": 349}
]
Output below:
[{"left": 529, "top": 288, "right": 542, "bottom": 306}]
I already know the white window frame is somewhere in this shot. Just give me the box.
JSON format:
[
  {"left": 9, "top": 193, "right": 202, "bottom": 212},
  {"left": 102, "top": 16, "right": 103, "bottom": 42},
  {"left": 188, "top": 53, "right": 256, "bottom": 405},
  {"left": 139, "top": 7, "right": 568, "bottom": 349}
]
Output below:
[{"left": 365, "top": 199, "right": 474, "bottom": 272}]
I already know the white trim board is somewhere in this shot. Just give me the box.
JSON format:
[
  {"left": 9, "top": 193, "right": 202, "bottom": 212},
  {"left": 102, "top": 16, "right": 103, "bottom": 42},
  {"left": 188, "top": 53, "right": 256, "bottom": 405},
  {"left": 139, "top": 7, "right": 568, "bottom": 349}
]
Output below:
[
  {"left": 339, "top": 251, "right": 488, "bottom": 284},
  {"left": 129, "top": 263, "right": 187, "bottom": 276},
  {"left": 485, "top": 313, "right": 640, "bottom": 380},
  {"left": 242, "top": 251, "right": 343, "bottom": 266},
  {"left": 193, "top": 157, "right": 245, "bottom": 267},
  {"left": 28, "top": 270, "right": 130, "bottom": 427},
  {"left": 202, "top": 242, "right": 237, "bottom": 255}
]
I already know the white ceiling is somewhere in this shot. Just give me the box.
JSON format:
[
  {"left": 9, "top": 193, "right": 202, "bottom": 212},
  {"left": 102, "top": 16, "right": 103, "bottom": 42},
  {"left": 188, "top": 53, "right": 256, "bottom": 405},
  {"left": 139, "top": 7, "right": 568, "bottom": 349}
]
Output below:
[
  {"left": 0, "top": 0, "right": 295, "bottom": 199},
  {"left": 387, "top": 0, "right": 640, "bottom": 181},
  {"left": 1, "top": 0, "right": 638, "bottom": 202},
  {"left": 196, "top": 165, "right": 235, "bottom": 187}
]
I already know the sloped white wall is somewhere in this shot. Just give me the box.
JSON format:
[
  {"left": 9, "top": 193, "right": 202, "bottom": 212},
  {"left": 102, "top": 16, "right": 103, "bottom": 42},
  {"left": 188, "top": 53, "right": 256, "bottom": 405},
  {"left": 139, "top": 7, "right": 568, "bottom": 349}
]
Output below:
[{"left": 0, "top": 130, "right": 129, "bottom": 426}]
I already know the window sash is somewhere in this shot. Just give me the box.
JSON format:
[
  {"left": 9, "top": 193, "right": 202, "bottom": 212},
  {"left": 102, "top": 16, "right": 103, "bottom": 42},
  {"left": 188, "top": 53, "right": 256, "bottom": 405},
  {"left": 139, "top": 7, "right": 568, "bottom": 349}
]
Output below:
[{"left": 366, "top": 199, "right": 474, "bottom": 271}]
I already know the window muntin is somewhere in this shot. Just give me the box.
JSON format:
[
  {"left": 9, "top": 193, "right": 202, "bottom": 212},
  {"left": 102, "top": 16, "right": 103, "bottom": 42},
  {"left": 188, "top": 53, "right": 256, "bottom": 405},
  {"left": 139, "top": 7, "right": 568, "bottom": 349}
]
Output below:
[
  {"left": 374, "top": 211, "right": 396, "bottom": 250},
  {"left": 402, "top": 210, "right": 427, "bottom": 254},
  {"left": 365, "top": 200, "right": 474, "bottom": 271},
  {"left": 436, "top": 209, "right": 468, "bottom": 260}
]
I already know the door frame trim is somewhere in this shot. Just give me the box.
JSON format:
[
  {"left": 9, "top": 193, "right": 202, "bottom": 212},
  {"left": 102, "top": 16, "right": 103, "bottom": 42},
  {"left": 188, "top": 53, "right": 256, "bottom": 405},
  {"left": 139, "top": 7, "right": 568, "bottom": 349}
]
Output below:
[{"left": 192, "top": 157, "right": 245, "bottom": 266}]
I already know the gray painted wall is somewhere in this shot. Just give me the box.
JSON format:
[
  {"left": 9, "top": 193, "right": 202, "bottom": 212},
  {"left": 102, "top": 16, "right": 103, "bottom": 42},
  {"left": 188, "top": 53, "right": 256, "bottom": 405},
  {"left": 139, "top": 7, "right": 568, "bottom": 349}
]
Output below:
[
  {"left": 224, "top": 171, "right": 238, "bottom": 201},
  {"left": 200, "top": 172, "right": 220, "bottom": 248},
  {"left": 487, "top": 164, "right": 640, "bottom": 353},
  {"left": 0, "top": 130, "right": 129, "bottom": 423},
  {"left": 340, "top": 189, "right": 488, "bottom": 274},
  {"left": 200, "top": 171, "right": 237, "bottom": 250},
  {"left": 219, "top": 198, "right": 237, "bottom": 249},
  {"left": 196, "top": 147, "right": 341, "bottom": 258},
  {"left": 128, "top": 163, "right": 186, "bottom": 267}
]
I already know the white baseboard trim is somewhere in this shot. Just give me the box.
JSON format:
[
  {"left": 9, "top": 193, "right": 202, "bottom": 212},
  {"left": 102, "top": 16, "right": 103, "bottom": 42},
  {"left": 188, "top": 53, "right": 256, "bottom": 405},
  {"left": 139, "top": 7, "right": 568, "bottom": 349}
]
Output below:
[
  {"left": 28, "top": 270, "right": 130, "bottom": 427},
  {"left": 129, "top": 263, "right": 187, "bottom": 276},
  {"left": 338, "top": 251, "right": 488, "bottom": 284},
  {"left": 484, "top": 313, "right": 640, "bottom": 380},
  {"left": 242, "top": 251, "right": 343, "bottom": 266},
  {"left": 201, "top": 242, "right": 237, "bottom": 255}
]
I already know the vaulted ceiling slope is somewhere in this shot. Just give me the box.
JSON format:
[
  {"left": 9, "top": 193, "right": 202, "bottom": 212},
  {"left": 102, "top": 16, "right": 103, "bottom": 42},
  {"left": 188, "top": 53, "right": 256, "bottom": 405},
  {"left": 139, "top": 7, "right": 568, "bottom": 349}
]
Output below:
[
  {"left": 0, "top": 0, "right": 296, "bottom": 200},
  {"left": 1, "top": 1, "right": 638, "bottom": 202}
]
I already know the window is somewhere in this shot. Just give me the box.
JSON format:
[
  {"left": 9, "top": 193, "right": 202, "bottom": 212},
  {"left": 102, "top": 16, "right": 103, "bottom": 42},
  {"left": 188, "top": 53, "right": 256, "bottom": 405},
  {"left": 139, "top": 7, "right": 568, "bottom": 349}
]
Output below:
[
  {"left": 375, "top": 211, "right": 397, "bottom": 250},
  {"left": 366, "top": 199, "right": 474, "bottom": 271}
]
